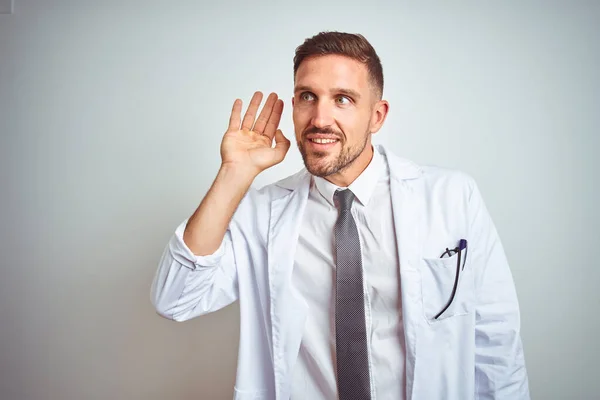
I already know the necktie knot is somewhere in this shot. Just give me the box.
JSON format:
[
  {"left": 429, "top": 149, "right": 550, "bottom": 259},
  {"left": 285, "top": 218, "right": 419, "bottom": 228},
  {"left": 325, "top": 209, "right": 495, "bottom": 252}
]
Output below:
[{"left": 334, "top": 189, "right": 355, "bottom": 211}]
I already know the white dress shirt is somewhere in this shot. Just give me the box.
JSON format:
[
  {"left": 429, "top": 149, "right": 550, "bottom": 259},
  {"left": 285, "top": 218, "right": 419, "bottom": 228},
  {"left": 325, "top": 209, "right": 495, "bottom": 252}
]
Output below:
[{"left": 291, "top": 147, "right": 406, "bottom": 400}]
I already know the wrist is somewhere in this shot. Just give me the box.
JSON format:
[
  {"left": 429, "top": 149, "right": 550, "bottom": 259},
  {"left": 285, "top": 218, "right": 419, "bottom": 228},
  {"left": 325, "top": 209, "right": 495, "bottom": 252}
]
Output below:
[{"left": 218, "top": 162, "right": 259, "bottom": 187}]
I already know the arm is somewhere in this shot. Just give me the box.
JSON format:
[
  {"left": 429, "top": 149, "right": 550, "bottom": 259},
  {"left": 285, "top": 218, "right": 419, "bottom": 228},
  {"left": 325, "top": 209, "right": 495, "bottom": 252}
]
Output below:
[
  {"left": 150, "top": 166, "right": 254, "bottom": 321},
  {"left": 469, "top": 181, "right": 530, "bottom": 399},
  {"left": 184, "top": 163, "right": 257, "bottom": 256},
  {"left": 151, "top": 91, "right": 290, "bottom": 321}
]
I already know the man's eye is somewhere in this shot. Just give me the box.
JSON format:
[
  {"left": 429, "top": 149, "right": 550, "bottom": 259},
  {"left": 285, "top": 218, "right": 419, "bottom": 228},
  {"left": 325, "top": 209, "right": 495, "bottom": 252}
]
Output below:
[
  {"left": 301, "top": 92, "right": 314, "bottom": 101},
  {"left": 336, "top": 96, "right": 350, "bottom": 105}
]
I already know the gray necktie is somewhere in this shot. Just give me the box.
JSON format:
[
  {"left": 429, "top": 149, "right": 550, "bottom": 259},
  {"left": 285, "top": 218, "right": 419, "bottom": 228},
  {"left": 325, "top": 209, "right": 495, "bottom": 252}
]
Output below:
[{"left": 334, "top": 189, "right": 371, "bottom": 400}]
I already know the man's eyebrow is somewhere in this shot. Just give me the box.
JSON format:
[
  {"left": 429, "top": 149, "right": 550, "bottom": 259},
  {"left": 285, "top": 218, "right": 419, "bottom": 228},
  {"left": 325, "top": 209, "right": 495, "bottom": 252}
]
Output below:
[
  {"left": 293, "top": 85, "right": 313, "bottom": 94},
  {"left": 333, "top": 87, "right": 361, "bottom": 100},
  {"left": 293, "top": 85, "right": 362, "bottom": 100}
]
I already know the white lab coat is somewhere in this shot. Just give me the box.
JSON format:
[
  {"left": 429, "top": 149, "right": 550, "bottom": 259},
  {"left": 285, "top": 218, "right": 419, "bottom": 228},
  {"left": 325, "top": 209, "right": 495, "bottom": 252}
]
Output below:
[{"left": 151, "top": 145, "right": 529, "bottom": 400}]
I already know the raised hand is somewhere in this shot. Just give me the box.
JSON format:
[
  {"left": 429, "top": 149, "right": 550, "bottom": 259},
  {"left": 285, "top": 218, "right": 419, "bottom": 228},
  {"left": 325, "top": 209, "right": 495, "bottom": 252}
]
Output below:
[{"left": 220, "top": 91, "right": 291, "bottom": 175}]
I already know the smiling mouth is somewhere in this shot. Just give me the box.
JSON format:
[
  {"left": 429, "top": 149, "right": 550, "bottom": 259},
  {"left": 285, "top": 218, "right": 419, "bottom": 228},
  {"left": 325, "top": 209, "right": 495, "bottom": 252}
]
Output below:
[{"left": 308, "top": 138, "right": 339, "bottom": 144}]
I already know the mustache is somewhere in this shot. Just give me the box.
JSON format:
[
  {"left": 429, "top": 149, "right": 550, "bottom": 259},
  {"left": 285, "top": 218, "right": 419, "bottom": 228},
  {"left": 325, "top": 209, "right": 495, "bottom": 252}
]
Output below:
[{"left": 302, "top": 126, "right": 343, "bottom": 139}]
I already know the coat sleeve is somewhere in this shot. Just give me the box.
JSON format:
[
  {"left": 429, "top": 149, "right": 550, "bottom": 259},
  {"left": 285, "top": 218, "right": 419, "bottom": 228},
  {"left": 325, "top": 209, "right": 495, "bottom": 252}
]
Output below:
[
  {"left": 150, "top": 216, "right": 239, "bottom": 322},
  {"left": 468, "top": 180, "right": 530, "bottom": 399}
]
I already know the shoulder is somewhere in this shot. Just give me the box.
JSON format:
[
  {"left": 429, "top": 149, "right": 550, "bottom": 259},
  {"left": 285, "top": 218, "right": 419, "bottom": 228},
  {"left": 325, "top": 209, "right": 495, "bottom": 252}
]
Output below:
[
  {"left": 255, "top": 168, "right": 311, "bottom": 198},
  {"left": 236, "top": 168, "right": 310, "bottom": 209},
  {"left": 231, "top": 168, "right": 309, "bottom": 229},
  {"left": 380, "top": 145, "right": 477, "bottom": 201},
  {"left": 420, "top": 165, "right": 476, "bottom": 193}
]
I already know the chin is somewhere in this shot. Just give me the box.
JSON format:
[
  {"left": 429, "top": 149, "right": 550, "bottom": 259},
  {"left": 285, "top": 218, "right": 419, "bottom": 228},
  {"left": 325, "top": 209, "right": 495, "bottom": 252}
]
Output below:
[{"left": 303, "top": 154, "right": 339, "bottom": 177}]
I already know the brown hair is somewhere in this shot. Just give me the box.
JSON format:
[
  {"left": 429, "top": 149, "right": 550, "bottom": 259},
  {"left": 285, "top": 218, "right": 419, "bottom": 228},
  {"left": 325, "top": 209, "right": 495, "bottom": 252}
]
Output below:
[{"left": 293, "top": 31, "right": 384, "bottom": 99}]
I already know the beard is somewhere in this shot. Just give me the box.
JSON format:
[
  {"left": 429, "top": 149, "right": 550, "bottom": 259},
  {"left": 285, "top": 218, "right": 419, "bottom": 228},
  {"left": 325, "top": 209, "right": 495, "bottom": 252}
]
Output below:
[{"left": 297, "top": 127, "right": 370, "bottom": 178}]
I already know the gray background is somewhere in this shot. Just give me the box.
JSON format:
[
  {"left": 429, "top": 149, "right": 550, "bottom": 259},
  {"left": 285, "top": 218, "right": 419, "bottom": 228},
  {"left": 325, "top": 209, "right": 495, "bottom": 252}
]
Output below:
[{"left": 1, "top": 0, "right": 599, "bottom": 399}]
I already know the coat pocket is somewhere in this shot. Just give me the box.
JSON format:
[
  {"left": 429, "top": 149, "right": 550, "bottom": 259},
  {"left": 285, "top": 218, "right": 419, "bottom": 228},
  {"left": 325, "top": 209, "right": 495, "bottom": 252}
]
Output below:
[{"left": 421, "top": 254, "right": 474, "bottom": 322}]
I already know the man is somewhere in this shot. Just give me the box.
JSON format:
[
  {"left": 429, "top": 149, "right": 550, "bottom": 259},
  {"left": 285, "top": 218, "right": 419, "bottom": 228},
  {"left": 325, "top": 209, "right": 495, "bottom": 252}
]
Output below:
[{"left": 151, "top": 31, "right": 529, "bottom": 399}]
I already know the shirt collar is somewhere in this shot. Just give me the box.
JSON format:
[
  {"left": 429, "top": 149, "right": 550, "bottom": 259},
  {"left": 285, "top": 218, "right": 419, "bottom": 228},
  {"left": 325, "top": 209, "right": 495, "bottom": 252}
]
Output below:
[{"left": 313, "top": 146, "right": 385, "bottom": 207}]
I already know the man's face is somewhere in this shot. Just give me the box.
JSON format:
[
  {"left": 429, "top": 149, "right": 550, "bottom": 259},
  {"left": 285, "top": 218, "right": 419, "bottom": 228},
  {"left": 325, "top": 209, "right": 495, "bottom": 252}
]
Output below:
[{"left": 292, "top": 54, "right": 384, "bottom": 179}]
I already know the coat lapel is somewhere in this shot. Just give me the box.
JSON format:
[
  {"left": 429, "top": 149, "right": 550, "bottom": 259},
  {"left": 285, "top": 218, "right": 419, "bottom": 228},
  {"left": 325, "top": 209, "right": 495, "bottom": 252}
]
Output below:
[
  {"left": 268, "top": 170, "right": 311, "bottom": 400},
  {"left": 380, "top": 145, "right": 424, "bottom": 400}
]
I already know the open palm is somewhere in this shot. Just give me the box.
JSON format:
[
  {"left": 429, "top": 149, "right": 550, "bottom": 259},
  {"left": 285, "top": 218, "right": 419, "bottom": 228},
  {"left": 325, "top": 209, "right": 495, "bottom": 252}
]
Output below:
[{"left": 221, "top": 91, "right": 290, "bottom": 174}]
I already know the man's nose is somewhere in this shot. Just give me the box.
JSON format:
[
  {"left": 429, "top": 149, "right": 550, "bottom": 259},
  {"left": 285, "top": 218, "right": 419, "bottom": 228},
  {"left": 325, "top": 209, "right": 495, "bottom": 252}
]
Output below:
[{"left": 311, "top": 100, "right": 335, "bottom": 128}]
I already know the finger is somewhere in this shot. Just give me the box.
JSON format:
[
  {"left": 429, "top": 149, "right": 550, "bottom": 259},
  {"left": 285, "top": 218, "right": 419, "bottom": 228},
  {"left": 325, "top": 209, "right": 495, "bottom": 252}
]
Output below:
[
  {"left": 272, "top": 129, "right": 291, "bottom": 163},
  {"left": 252, "top": 92, "right": 278, "bottom": 134},
  {"left": 263, "top": 99, "right": 284, "bottom": 139},
  {"left": 227, "top": 99, "right": 242, "bottom": 132},
  {"left": 241, "top": 91, "right": 264, "bottom": 131}
]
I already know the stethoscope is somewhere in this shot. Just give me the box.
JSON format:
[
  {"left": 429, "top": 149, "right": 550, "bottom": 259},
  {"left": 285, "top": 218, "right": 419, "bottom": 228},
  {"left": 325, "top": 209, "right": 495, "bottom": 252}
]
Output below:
[{"left": 434, "top": 239, "right": 468, "bottom": 320}]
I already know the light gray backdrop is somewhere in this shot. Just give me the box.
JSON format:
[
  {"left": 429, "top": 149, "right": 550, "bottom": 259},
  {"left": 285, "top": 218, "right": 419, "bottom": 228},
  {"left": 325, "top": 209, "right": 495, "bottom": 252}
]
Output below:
[{"left": 1, "top": 1, "right": 598, "bottom": 399}]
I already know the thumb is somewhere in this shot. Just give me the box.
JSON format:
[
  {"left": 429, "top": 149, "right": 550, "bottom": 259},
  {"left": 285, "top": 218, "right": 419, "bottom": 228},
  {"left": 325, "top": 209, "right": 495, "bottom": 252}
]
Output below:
[{"left": 272, "top": 129, "right": 291, "bottom": 162}]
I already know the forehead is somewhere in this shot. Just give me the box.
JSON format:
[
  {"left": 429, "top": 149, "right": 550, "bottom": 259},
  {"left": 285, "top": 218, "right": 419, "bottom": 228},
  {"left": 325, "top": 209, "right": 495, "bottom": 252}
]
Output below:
[{"left": 294, "top": 54, "right": 370, "bottom": 93}]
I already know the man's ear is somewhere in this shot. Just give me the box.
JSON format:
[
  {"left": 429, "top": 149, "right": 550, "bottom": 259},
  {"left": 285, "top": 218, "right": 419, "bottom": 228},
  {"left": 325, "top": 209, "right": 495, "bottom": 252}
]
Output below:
[
  {"left": 369, "top": 100, "right": 390, "bottom": 134},
  {"left": 291, "top": 96, "right": 295, "bottom": 107}
]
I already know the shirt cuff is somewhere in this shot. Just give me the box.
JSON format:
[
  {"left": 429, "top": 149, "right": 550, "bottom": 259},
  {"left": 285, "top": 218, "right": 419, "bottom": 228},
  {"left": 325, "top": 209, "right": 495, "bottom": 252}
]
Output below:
[{"left": 169, "top": 218, "right": 227, "bottom": 269}]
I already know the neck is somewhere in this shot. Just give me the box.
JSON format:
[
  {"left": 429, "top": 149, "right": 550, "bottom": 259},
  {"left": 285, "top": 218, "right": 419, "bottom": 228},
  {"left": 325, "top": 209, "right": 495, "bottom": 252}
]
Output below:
[{"left": 325, "top": 144, "right": 374, "bottom": 187}]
